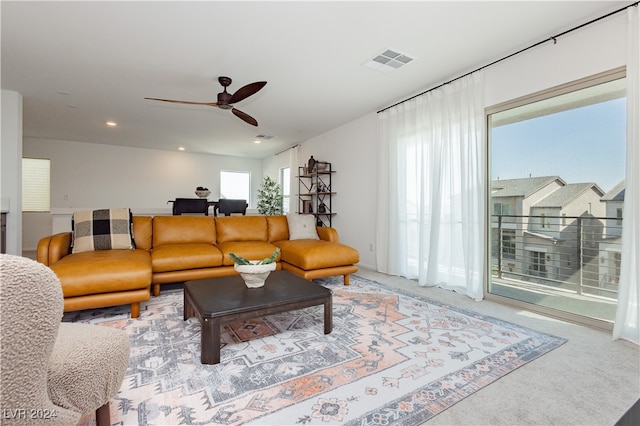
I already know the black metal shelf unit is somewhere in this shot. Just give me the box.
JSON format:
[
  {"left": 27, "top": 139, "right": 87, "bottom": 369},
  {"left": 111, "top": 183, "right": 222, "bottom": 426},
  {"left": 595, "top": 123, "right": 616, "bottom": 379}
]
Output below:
[{"left": 297, "top": 161, "right": 335, "bottom": 227}]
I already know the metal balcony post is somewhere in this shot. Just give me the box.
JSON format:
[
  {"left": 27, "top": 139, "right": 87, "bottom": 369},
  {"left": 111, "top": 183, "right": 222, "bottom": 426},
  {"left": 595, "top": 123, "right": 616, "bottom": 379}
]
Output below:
[
  {"left": 497, "top": 215, "right": 503, "bottom": 279},
  {"left": 577, "top": 217, "right": 583, "bottom": 295}
]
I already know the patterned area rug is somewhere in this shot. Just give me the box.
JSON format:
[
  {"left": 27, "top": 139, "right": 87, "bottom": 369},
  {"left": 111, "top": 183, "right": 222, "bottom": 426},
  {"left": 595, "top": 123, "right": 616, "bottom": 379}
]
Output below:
[{"left": 67, "top": 275, "right": 566, "bottom": 425}]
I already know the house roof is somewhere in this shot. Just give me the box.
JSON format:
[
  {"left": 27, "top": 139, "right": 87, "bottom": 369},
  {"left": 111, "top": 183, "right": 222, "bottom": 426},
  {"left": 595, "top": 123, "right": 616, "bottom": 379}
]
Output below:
[
  {"left": 491, "top": 176, "right": 565, "bottom": 198},
  {"left": 532, "top": 183, "right": 604, "bottom": 208},
  {"left": 524, "top": 230, "right": 561, "bottom": 243},
  {"left": 601, "top": 180, "right": 625, "bottom": 201}
]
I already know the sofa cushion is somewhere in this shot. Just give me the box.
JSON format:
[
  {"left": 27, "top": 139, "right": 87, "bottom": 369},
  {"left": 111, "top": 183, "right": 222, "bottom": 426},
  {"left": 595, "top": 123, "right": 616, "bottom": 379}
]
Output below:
[
  {"left": 72, "top": 208, "right": 135, "bottom": 253},
  {"left": 132, "top": 216, "right": 153, "bottom": 250},
  {"left": 151, "top": 243, "right": 223, "bottom": 272},
  {"left": 51, "top": 249, "right": 151, "bottom": 297},
  {"left": 216, "top": 241, "right": 280, "bottom": 266},
  {"left": 216, "top": 216, "right": 268, "bottom": 243},
  {"left": 275, "top": 239, "right": 359, "bottom": 270},
  {"left": 266, "top": 215, "right": 289, "bottom": 242},
  {"left": 152, "top": 216, "right": 216, "bottom": 246},
  {"left": 286, "top": 214, "right": 319, "bottom": 240}
]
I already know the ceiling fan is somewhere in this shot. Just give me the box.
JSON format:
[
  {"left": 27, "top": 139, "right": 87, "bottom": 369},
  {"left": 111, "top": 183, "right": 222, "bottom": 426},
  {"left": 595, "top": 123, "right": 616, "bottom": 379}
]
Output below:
[{"left": 145, "top": 76, "right": 267, "bottom": 126}]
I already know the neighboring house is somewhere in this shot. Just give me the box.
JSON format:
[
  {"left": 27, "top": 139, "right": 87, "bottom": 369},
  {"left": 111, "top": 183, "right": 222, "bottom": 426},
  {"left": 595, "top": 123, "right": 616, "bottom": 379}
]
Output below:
[
  {"left": 601, "top": 180, "right": 625, "bottom": 238},
  {"left": 491, "top": 176, "right": 606, "bottom": 284},
  {"left": 529, "top": 182, "right": 605, "bottom": 281},
  {"left": 491, "top": 176, "right": 565, "bottom": 278},
  {"left": 599, "top": 181, "right": 625, "bottom": 289}
]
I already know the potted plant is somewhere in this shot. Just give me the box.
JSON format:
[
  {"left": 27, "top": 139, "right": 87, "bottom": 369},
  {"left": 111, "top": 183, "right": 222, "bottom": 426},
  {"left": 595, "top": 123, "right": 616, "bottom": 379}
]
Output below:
[
  {"left": 230, "top": 248, "right": 280, "bottom": 288},
  {"left": 257, "top": 176, "right": 283, "bottom": 215}
]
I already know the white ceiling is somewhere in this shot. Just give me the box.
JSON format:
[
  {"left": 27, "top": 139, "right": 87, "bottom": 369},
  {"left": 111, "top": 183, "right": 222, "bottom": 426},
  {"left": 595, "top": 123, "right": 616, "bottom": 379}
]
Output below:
[{"left": 1, "top": 1, "right": 630, "bottom": 159}]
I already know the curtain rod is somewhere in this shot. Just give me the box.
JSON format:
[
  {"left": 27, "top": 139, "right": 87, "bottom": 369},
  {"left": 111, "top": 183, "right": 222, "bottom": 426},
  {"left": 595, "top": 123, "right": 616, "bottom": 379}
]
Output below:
[
  {"left": 377, "top": 1, "right": 639, "bottom": 114},
  {"left": 274, "top": 143, "right": 300, "bottom": 156}
]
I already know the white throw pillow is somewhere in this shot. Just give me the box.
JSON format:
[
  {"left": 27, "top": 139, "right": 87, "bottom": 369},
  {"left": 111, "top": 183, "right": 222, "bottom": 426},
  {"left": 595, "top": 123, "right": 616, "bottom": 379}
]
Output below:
[{"left": 286, "top": 214, "right": 319, "bottom": 240}]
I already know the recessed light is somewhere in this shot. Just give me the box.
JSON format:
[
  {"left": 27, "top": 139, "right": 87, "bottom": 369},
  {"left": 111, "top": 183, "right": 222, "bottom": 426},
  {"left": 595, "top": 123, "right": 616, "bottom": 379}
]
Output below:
[
  {"left": 178, "top": 146, "right": 185, "bottom": 151},
  {"left": 253, "top": 140, "right": 262, "bottom": 144},
  {"left": 106, "top": 121, "right": 117, "bottom": 127}
]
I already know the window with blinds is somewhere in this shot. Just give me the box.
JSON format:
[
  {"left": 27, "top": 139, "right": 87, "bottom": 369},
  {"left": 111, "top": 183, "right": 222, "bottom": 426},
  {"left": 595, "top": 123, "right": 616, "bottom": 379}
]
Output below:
[{"left": 22, "top": 158, "right": 50, "bottom": 212}]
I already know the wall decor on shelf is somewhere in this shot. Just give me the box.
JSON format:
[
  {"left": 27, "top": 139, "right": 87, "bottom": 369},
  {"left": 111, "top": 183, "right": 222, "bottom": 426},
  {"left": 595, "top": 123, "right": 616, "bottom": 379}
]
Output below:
[
  {"left": 302, "top": 200, "right": 313, "bottom": 214},
  {"left": 297, "top": 161, "right": 336, "bottom": 227}
]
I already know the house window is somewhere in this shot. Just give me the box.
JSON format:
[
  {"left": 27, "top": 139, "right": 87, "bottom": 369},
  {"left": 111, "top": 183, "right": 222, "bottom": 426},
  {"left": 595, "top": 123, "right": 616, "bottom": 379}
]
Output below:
[
  {"left": 22, "top": 158, "right": 50, "bottom": 212},
  {"left": 220, "top": 171, "right": 251, "bottom": 203},
  {"left": 280, "top": 167, "right": 290, "bottom": 214},
  {"left": 529, "top": 251, "right": 547, "bottom": 277},
  {"left": 616, "top": 207, "right": 623, "bottom": 225},
  {"left": 562, "top": 213, "right": 567, "bottom": 226},
  {"left": 494, "top": 203, "right": 509, "bottom": 216},
  {"left": 540, "top": 213, "right": 546, "bottom": 228},
  {"left": 501, "top": 229, "right": 516, "bottom": 259}
]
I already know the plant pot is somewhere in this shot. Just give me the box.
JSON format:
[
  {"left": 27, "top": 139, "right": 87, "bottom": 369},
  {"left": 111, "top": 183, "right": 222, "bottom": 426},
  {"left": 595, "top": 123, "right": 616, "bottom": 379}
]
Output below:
[{"left": 234, "top": 261, "right": 277, "bottom": 288}]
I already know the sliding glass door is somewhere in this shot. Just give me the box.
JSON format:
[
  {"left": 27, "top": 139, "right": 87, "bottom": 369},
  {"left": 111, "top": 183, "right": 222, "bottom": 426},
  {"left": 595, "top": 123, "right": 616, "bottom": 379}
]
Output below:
[{"left": 487, "top": 69, "right": 626, "bottom": 328}]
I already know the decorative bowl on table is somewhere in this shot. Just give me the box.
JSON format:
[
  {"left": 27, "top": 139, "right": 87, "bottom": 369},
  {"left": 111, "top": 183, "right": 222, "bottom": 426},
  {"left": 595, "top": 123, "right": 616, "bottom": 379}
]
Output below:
[
  {"left": 234, "top": 261, "right": 276, "bottom": 288},
  {"left": 195, "top": 189, "right": 211, "bottom": 198}
]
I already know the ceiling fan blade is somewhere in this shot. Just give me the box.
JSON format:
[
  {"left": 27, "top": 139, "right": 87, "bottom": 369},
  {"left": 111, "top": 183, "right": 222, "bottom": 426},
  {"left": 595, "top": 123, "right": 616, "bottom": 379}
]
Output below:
[
  {"left": 144, "top": 97, "right": 218, "bottom": 106},
  {"left": 228, "top": 81, "right": 267, "bottom": 104},
  {"left": 232, "top": 108, "right": 258, "bottom": 126}
]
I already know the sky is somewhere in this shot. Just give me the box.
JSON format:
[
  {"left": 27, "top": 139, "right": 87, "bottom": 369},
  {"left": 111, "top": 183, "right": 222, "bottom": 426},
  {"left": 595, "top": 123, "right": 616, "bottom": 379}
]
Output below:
[{"left": 490, "top": 97, "right": 626, "bottom": 193}]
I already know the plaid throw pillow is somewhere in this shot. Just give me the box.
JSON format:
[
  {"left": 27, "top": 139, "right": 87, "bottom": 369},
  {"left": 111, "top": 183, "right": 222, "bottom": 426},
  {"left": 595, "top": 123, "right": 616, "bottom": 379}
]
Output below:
[{"left": 72, "top": 208, "right": 135, "bottom": 253}]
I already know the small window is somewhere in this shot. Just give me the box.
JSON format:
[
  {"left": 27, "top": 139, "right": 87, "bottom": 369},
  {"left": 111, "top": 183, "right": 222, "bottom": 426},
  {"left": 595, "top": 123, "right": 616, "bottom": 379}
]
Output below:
[
  {"left": 501, "top": 229, "right": 516, "bottom": 259},
  {"left": 616, "top": 207, "right": 623, "bottom": 225},
  {"left": 220, "top": 171, "right": 251, "bottom": 203},
  {"left": 494, "top": 203, "right": 509, "bottom": 216},
  {"left": 22, "top": 158, "right": 50, "bottom": 212}
]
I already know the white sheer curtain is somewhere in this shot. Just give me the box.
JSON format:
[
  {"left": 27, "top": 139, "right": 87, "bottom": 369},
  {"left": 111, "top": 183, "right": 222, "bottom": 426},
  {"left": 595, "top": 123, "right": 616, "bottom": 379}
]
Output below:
[
  {"left": 289, "top": 145, "right": 300, "bottom": 213},
  {"left": 376, "top": 71, "right": 485, "bottom": 301},
  {"left": 613, "top": 6, "right": 640, "bottom": 344}
]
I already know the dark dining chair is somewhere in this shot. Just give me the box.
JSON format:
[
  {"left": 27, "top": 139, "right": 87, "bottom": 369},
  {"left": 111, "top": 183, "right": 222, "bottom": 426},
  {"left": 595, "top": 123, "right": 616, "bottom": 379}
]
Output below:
[
  {"left": 215, "top": 199, "right": 248, "bottom": 216},
  {"left": 171, "top": 198, "right": 210, "bottom": 215}
]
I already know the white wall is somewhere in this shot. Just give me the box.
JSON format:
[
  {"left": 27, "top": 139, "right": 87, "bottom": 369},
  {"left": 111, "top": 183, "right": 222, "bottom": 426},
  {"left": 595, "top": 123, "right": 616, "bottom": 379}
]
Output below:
[
  {"left": 22, "top": 137, "right": 263, "bottom": 249},
  {"left": 1, "top": 90, "right": 23, "bottom": 255},
  {"left": 484, "top": 13, "right": 625, "bottom": 106},
  {"left": 298, "top": 115, "right": 378, "bottom": 269}
]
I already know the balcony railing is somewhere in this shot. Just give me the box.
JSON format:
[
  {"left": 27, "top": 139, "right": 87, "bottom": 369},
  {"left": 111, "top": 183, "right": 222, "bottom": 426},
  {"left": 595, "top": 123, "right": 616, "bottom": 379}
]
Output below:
[{"left": 491, "top": 214, "right": 623, "bottom": 301}]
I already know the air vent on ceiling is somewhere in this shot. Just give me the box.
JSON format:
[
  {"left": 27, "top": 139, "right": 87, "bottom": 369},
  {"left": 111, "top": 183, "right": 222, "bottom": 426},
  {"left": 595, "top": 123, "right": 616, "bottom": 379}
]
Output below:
[
  {"left": 254, "top": 134, "right": 274, "bottom": 140},
  {"left": 363, "top": 49, "right": 415, "bottom": 73}
]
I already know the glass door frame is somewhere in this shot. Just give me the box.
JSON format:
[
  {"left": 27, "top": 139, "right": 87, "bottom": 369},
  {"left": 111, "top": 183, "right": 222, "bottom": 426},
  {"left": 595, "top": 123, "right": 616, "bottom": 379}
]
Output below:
[{"left": 483, "top": 67, "right": 626, "bottom": 332}]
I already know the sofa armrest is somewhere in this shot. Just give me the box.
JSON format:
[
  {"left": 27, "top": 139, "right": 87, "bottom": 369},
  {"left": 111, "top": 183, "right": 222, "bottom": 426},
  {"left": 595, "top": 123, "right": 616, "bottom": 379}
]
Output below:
[
  {"left": 37, "top": 232, "right": 72, "bottom": 266},
  {"left": 316, "top": 226, "right": 339, "bottom": 242}
]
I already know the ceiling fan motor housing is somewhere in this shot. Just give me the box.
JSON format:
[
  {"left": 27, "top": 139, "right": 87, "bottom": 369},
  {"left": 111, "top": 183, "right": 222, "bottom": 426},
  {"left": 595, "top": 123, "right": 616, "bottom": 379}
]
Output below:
[{"left": 217, "top": 90, "right": 233, "bottom": 109}]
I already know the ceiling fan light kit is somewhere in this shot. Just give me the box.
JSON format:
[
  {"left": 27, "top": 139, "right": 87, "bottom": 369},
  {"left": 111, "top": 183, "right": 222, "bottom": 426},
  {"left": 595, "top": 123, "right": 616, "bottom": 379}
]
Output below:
[{"left": 145, "top": 76, "right": 266, "bottom": 126}]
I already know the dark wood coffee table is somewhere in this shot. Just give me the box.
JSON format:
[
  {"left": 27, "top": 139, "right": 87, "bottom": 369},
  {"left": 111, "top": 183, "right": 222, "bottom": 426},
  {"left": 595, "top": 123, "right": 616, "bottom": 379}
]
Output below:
[{"left": 183, "top": 270, "right": 333, "bottom": 365}]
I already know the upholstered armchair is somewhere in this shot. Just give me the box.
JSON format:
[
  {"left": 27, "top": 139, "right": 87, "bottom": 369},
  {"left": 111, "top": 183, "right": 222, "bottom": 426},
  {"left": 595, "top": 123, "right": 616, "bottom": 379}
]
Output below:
[{"left": 0, "top": 254, "right": 130, "bottom": 426}]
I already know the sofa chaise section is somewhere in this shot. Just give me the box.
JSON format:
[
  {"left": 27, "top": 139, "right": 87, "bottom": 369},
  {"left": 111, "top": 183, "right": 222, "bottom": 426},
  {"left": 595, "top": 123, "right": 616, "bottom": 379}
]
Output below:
[
  {"left": 266, "top": 216, "right": 359, "bottom": 285},
  {"left": 37, "top": 216, "right": 153, "bottom": 318}
]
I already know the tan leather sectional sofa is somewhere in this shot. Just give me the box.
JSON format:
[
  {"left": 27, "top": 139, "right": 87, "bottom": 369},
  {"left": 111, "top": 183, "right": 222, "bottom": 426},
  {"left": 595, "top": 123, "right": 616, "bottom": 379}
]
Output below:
[{"left": 37, "top": 215, "right": 359, "bottom": 318}]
